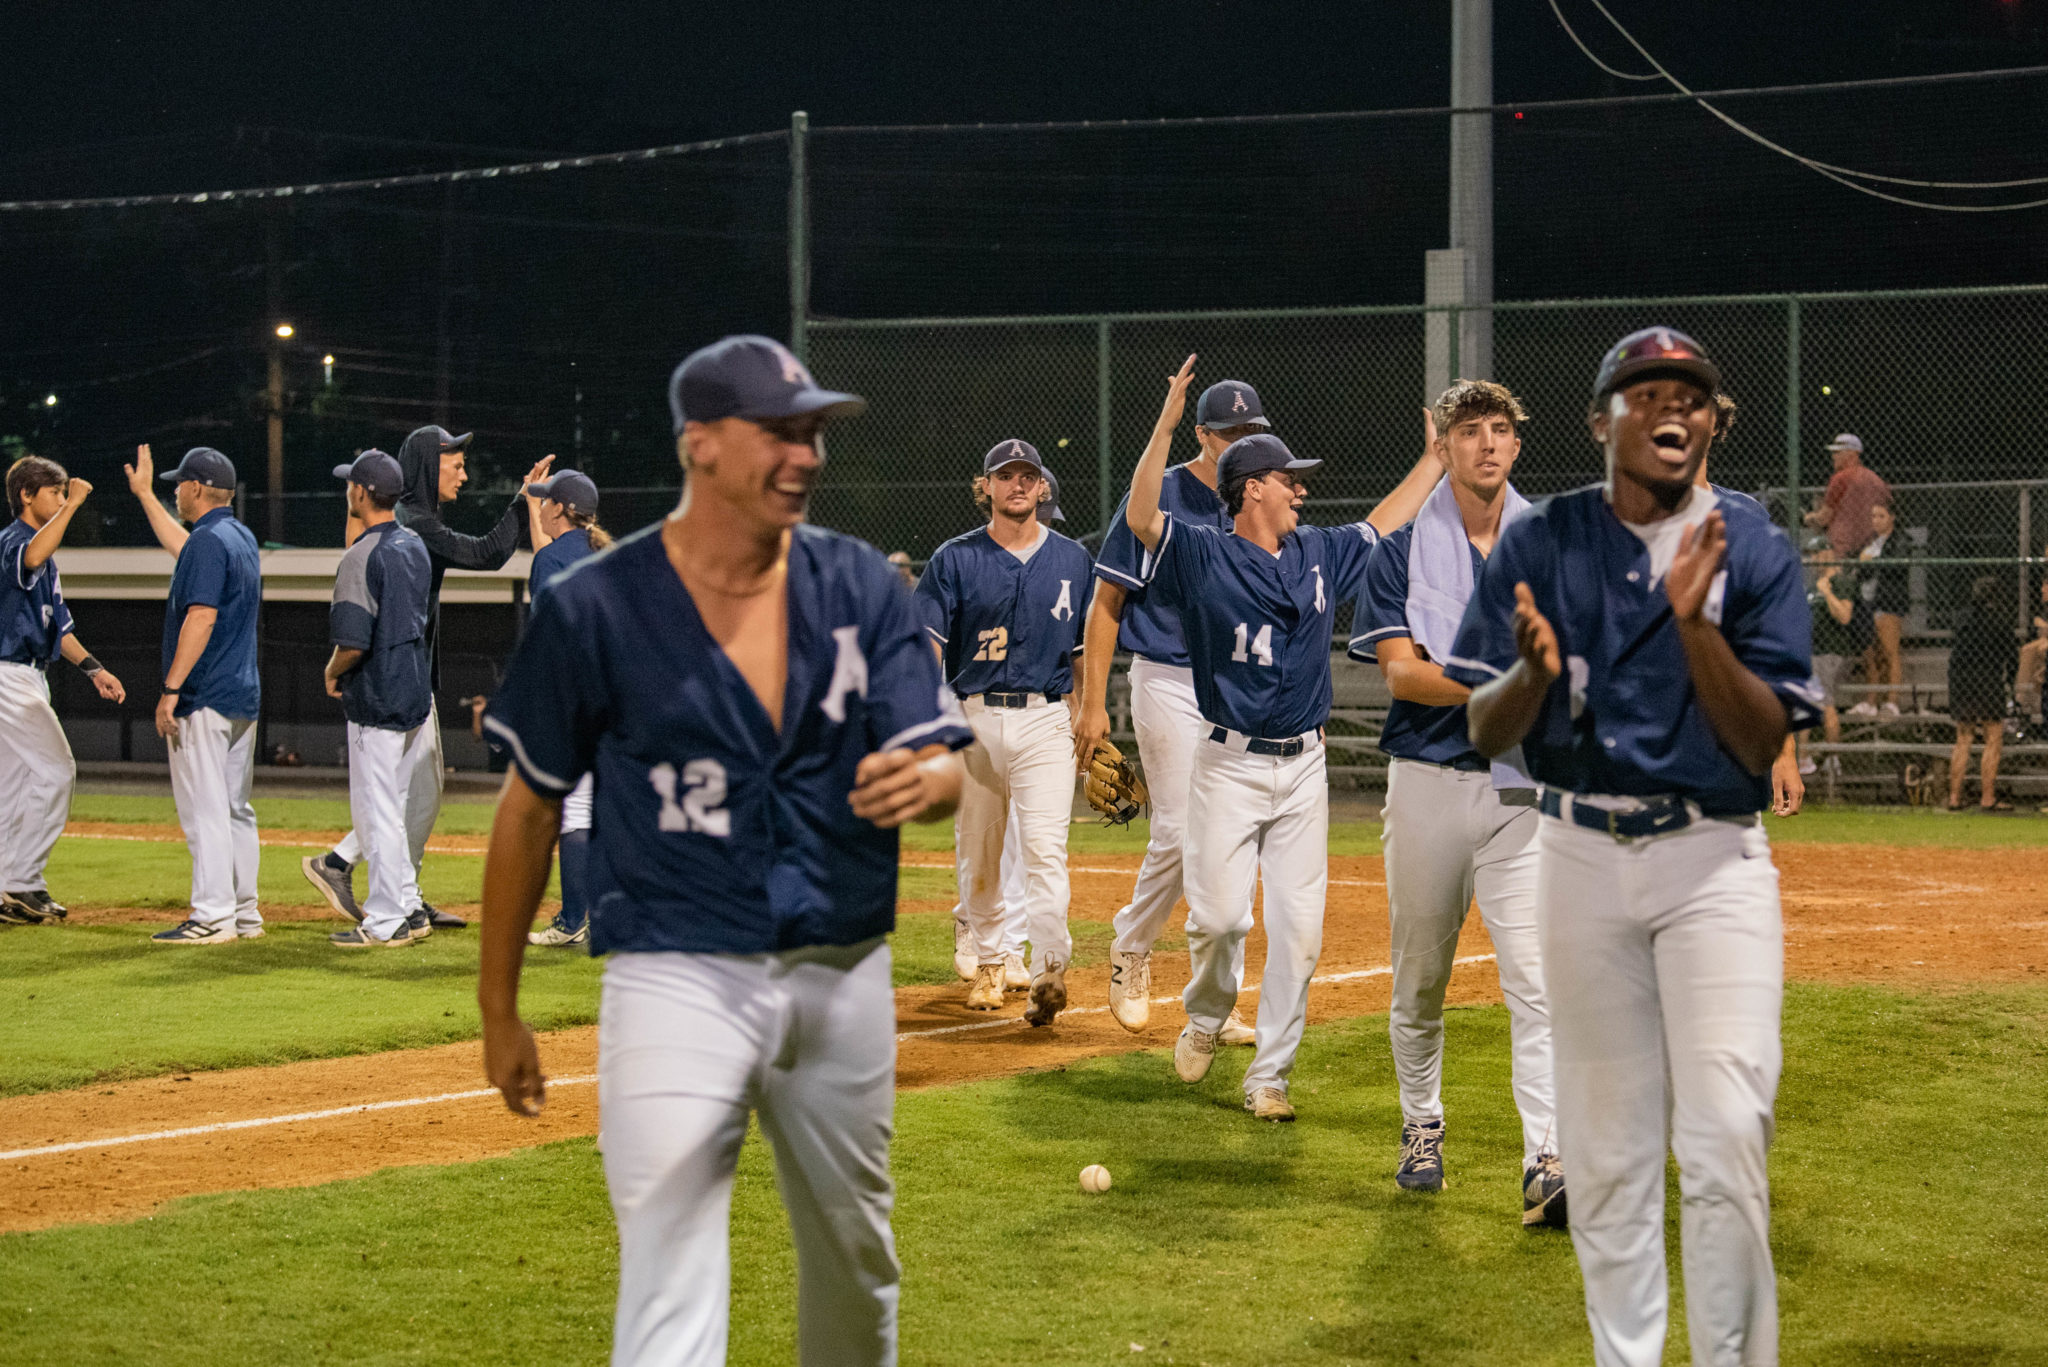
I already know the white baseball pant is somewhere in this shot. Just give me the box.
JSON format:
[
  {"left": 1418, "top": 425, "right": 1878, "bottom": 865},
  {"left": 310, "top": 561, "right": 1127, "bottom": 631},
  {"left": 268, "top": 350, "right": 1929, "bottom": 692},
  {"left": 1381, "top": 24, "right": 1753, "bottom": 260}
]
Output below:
[
  {"left": 0, "top": 662, "right": 75, "bottom": 893},
  {"left": 600, "top": 940, "right": 899, "bottom": 1367},
  {"left": 955, "top": 695, "right": 1074, "bottom": 974},
  {"left": 1181, "top": 730, "right": 1328, "bottom": 1098},
  {"left": 951, "top": 817, "right": 1027, "bottom": 966},
  {"left": 1539, "top": 807, "right": 1782, "bottom": 1367},
  {"left": 562, "top": 772, "right": 594, "bottom": 835},
  {"left": 166, "top": 707, "right": 261, "bottom": 932},
  {"left": 331, "top": 697, "right": 443, "bottom": 875},
  {"left": 346, "top": 720, "right": 430, "bottom": 941},
  {"left": 1382, "top": 759, "right": 1554, "bottom": 1164}
]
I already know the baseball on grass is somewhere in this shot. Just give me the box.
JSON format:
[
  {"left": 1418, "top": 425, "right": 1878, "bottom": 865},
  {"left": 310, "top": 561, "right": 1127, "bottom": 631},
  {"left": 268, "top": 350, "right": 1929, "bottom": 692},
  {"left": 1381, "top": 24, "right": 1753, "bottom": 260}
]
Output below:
[{"left": 1079, "top": 1164, "right": 1112, "bottom": 1194}]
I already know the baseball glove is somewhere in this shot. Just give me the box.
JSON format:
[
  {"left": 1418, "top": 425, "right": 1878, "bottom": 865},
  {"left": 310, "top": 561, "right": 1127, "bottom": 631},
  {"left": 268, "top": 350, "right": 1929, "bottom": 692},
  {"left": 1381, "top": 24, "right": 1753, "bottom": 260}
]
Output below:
[{"left": 1084, "top": 740, "right": 1149, "bottom": 826}]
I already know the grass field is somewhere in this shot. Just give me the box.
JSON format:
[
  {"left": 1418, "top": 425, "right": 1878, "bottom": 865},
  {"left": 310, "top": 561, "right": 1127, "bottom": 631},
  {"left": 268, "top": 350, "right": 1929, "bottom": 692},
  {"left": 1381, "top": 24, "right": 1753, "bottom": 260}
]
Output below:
[{"left": 3, "top": 986, "right": 2044, "bottom": 1365}]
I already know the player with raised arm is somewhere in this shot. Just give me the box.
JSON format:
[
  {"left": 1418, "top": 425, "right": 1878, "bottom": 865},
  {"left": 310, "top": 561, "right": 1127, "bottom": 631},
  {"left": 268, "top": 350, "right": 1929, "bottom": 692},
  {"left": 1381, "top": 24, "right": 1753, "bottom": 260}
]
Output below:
[
  {"left": 478, "top": 335, "right": 968, "bottom": 1366},
  {"left": 917, "top": 440, "right": 1092, "bottom": 1022},
  {"left": 0, "top": 458, "right": 126, "bottom": 924},
  {"left": 1450, "top": 328, "right": 1820, "bottom": 1366},
  {"left": 1349, "top": 381, "right": 1563, "bottom": 1224},
  {"left": 1124, "top": 355, "right": 1439, "bottom": 1122}
]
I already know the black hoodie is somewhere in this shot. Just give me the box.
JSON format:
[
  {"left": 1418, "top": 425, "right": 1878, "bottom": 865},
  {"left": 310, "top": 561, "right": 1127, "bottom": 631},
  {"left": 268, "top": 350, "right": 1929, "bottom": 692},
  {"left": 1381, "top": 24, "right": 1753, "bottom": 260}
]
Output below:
[{"left": 391, "top": 425, "right": 523, "bottom": 691}]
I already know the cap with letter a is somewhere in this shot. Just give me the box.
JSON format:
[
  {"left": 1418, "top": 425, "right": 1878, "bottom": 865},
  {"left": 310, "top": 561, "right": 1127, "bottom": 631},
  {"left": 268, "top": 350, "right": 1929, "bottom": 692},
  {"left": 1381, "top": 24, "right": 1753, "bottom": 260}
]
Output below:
[
  {"left": 1592, "top": 327, "right": 1722, "bottom": 400},
  {"left": 668, "top": 334, "right": 867, "bottom": 433},
  {"left": 1195, "top": 379, "right": 1270, "bottom": 431}
]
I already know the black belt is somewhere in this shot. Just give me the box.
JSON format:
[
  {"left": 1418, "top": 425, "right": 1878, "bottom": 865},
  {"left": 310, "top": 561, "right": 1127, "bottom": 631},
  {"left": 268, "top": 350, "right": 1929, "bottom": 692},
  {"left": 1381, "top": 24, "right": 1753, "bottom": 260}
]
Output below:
[
  {"left": 978, "top": 690, "right": 1061, "bottom": 709},
  {"left": 1538, "top": 787, "right": 1692, "bottom": 840},
  {"left": 1448, "top": 755, "right": 1490, "bottom": 773},
  {"left": 1209, "top": 725, "right": 1307, "bottom": 758},
  {"left": 1, "top": 656, "right": 47, "bottom": 671}
]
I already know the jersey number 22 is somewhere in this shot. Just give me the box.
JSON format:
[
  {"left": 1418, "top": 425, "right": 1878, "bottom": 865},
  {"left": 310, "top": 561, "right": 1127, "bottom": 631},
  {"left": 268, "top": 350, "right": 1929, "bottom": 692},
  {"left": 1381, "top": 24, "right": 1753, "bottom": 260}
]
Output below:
[
  {"left": 1231, "top": 622, "right": 1274, "bottom": 667},
  {"left": 973, "top": 626, "right": 1009, "bottom": 661},
  {"left": 651, "top": 759, "right": 730, "bottom": 837}
]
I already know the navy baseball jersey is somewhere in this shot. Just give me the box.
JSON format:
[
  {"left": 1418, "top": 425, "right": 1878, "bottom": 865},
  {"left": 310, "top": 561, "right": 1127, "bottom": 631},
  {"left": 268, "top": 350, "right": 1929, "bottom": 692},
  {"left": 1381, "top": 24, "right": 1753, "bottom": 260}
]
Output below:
[
  {"left": 1443, "top": 485, "right": 1821, "bottom": 815},
  {"left": 529, "top": 526, "right": 594, "bottom": 613},
  {"left": 330, "top": 520, "right": 432, "bottom": 731},
  {"left": 1351, "top": 522, "right": 1485, "bottom": 766},
  {"left": 1140, "top": 513, "right": 1379, "bottom": 738},
  {"left": 915, "top": 525, "right": 1092, "bottom": 697},
  {"left": 0, "top": 519, "right": 75, "bottom": 666},
  {"left": 162, "top": 507, "right": 262, "bottom": 720},
  {"left": 484, "top": 523, "right": 972, "bottom": 956},
  {"left": 1095, "top": 465, "right": 1233, "bottom": 666}
]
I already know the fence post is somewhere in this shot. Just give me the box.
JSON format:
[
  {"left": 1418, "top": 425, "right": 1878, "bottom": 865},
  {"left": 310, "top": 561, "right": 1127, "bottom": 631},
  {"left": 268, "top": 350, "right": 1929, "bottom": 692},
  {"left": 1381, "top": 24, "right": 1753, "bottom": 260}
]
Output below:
[
  {"left": 788, "top": 111, "right": 810, "bottom": 363},
  {"left": 1096, "top": 319, "right": 1113, "bottom": 531},
  {"left": 1784, "top": 296, "right": 1802, "bottom": 532},
  {"left": 2020, "top": 484, "right": 2034, "bottom": 637}
]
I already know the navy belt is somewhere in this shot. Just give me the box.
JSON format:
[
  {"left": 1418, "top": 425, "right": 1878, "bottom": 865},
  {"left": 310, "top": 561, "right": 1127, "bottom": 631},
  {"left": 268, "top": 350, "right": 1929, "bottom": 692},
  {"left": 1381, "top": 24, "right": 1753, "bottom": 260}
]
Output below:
[
  {"left": 1449, "top": 755, "right": 1491, "bottom": 774},
  {"left": 1209, "top": 725, "right": 1307, "bottom": 758},
  {"left": 979, "top": 690, "right": 1061, "bottom": 709},
  {"left": 1538, "top": 787, "right": 1692, "bottom": 840}
]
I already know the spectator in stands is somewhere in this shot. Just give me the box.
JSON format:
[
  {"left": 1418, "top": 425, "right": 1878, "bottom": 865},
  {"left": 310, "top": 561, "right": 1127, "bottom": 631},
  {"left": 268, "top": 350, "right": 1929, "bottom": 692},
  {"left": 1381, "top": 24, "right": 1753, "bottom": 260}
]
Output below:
[
  {"left": 1803, "top": 433, "right": 1891, "bottom": 557},
  {"left": 1947, "top": 574, "right": 2017, "bottom": 811},
  {"left": 1808, "top": 550, "right": 1869, "bottom": 763},
  {"left": 1853, "top": 501, "right": 1907, "bottom": 715},
  {"left": 2017, "top": 562, "right": 2047, "bottom": 726}
]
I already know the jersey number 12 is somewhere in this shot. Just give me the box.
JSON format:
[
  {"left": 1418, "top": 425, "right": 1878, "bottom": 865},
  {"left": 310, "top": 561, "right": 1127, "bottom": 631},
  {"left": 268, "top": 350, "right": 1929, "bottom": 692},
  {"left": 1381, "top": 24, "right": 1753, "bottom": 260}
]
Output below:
[
  {"left": 650, "top": 759, "right": 731, "bottom": 837},
  {"left": 1231, "top": 622, "right": 1274, "bottom": 667}
]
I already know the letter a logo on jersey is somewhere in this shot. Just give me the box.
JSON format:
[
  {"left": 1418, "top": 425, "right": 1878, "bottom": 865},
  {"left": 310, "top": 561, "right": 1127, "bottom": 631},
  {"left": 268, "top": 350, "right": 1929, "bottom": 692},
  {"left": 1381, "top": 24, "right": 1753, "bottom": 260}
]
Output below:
[
  {"left": 1312, "top": 565, "right": 1325, "bottom": 613},
  {"left": 1051, "top": 578, "right": 1073, "bottom": 621},
  {"left": 821, "top": 625, "right": 869, "bottom": 722}
]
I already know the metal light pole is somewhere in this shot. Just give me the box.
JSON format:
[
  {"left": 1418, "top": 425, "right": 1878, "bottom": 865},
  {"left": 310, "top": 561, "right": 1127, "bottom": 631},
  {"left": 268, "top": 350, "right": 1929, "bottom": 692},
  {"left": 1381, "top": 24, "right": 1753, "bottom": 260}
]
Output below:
[
  {"left": 1427, "top": 0, "right": 1494, "bottom": 399},
  {"left": 267, "top": 323, "right": 290, "bottom": 545},
  {"left": 789, "top": 110, "right": 811, "bottom": 363}
]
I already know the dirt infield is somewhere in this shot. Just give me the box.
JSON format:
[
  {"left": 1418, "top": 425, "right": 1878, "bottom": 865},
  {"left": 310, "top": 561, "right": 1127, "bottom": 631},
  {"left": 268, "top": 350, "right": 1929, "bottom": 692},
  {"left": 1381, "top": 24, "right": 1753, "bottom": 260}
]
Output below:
[{"left": 2, "top": 843, "right": 2043, "bottom": 1233}]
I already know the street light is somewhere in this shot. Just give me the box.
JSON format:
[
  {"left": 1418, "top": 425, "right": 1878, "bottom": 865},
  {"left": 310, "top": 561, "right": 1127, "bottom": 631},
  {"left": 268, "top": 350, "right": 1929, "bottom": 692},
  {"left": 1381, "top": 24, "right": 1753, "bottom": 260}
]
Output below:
[
  {"left": 42, "top": 393, "right": 57, "bottom": 407},
  {"left": 274, "top": 322, "right": 295, "bottom": 339},
  {"left": 322, "top": 354, "right": 335, "bottom": 386}
]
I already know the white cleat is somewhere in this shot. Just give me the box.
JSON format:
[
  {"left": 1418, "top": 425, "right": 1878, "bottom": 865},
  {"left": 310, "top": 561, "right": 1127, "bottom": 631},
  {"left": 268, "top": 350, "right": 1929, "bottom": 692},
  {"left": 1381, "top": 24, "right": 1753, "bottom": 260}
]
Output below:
[
  {"left": 1108, "top": 950, "right": 1152, "bottom": 1033},
  {"left": 1219, "top": 1009, "right": 1256, "bottom": 1047},
  {"left": 1174, "top": 1025, "right": 1218, "bottom": 1083},
  {"left": 965, "top": 963, "right": 1006, "bottom": 1010},
  {"left": 952, "top": 914, "right": 975, "bottom": 982},
  {"left": 1002, "top": 950, "right": 1031, "bottom": 991},
  {"left": 1245, "top": 1086, "right": 1295, "bottom": 1122}
]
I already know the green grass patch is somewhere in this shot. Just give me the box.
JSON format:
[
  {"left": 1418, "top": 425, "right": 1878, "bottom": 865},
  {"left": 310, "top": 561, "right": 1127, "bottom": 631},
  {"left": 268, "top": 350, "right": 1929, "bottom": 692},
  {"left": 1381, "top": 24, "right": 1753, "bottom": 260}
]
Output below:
[
  {"left": 69, "top": 792, "right": 498, "bottom": 835},
  {"left": 2, "top": 984, "right": 2043, "bottom": 1364},
  {"left": 43, "top": 841, "right": 496, "bottom": 914},
  {"left": 1766, "top": 803, "right": 2048, "bottom": 847}
]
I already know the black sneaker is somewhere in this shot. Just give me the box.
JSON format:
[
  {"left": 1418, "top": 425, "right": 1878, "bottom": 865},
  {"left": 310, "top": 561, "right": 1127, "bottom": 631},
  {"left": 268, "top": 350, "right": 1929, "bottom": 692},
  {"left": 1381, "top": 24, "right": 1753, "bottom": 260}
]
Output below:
[
  {"left": 1, "top": 891, "right": 55, "bottom": 925},
  {"left": 422, "top": 901, "right": 467, "bottom": 930},
  {"left": 1522, "top": 1152, "right": 1568, "bottom": 1229},
  {"left": 1396, "top": 1120, "right": 1447, "bottom": 1192},
  {"left": 9, "top": 890, "right": 67, "bottom": 921}
]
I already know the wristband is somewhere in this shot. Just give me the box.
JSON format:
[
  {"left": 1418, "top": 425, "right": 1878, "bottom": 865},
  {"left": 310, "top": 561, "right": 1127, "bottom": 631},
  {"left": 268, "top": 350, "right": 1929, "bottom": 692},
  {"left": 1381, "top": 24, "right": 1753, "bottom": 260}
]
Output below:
[
  {"left": 76, "top": 654, "right": 103, "bottom": 677},
  {"left": 161, "top": 686, "right": 183, "bottom": 696}
]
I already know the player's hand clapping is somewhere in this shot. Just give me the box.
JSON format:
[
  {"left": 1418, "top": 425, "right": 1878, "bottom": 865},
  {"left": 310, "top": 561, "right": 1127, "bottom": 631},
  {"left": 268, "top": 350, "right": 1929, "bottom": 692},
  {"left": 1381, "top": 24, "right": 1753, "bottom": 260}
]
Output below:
[
  {"left": 520, "top": 453, "right": 556, "bottom": 493},
  {"left": 124, "top": 445, "right": 154, "bottom": 496},
  {"left": 1511, "top": 583, "right": 1562, "bottom": 684},
  {"left": 1157, "top": 353, "right": 1197, "bottom": 429},
  {"left": 64, "top": 477, "right": 92, "bottom": 505},
  {"left": 1667, "top": 512, "right": 1728, "bottom": 623}
]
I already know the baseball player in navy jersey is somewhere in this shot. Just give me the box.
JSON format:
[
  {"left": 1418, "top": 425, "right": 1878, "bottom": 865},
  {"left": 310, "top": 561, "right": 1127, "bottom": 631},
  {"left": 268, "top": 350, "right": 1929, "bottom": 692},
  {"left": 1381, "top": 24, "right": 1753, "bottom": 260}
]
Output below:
[
  {"left": 1451, "top": 328, "right": 1820, "bottom": 1366},
  {"left": 1350, "top": 380, "right": 1565, "bottom": 1225},
  {"left": 479, "top": 335, "right": 968, "bottom": 1366},
  {"left": 1125, "top": 356, "right": 1439, "bottom": 1121},
  {"left": 0, "top": 458, "right": 126, "bottom": 925},
  {"left": 917, "top": 440, "right": 1092, "bottom": 1023}
]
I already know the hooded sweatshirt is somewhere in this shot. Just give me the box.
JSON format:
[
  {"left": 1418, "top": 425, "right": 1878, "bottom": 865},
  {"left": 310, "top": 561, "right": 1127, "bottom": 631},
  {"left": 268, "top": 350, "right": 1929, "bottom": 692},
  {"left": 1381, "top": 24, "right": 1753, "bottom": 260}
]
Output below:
[{"left": 392, "top": 425, "right": 524, "bottom": 690}]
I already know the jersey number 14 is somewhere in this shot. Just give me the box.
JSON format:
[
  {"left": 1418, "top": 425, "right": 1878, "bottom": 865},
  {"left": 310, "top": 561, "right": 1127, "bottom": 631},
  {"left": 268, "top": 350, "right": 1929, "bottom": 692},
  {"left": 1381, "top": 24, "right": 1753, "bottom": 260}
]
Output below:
[
  {"left": 1231, "top": 622, "right": 1274, "bottom": 667},
  {"left": 650, "top": 759, "right": 731, "bottom": 837}
]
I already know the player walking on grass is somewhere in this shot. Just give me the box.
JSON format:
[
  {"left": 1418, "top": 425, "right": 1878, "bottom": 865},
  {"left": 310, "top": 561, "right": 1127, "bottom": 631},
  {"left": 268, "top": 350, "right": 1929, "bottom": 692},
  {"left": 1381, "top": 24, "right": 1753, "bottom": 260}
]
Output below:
[
  {"left": 522, "top": 468, "right": 612, "bottom": 949},
  {"left": 1452, "top": 328, "right": 1820, "bottom": 1366},
  {"left": 1349, "top": 380, "right": 1563, "bottom": 1225},
  {"left": 301, "top": 425, "right": 554, "bottom": 935},
  {"left": 0, "top": 458, "right": 126, "bottom": 925},
  {"left": 124, "top": 446, "right": 265, "bottom": 946},
  {"left": 479, "top": 335, "right": 968, "bottom": 1366},
  {"left": 917, "top": 440, "right": 1092, "bottom": 1022},
  {"left": 322, "top": 452, "right": 435, "bottom": 949},
  {"left": 1123, "top": 356, "right": 1439, "bottom": 1122}
]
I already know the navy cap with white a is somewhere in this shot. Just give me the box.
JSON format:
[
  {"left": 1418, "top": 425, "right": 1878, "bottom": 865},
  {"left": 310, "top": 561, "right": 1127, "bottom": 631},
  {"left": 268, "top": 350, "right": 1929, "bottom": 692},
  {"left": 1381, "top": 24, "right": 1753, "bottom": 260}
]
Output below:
[
  {"left": 1195, "top": 379, "right": 1270, "bottom": 431},
  {"left": 332, "top": 449, "right": 403, "bottom": 498},
  {"left": 668, "top": 334, "right": 867, "bottom": 433},
  {"left": 1592, "top": 326, "right": 1722, "bottom": 400},
  {"left": 159, "top": 446, "right": 238, "bottom": 490},
  {"left": 527, "top": 469, "right": 599, "bottom": 514},
  {"left": 1217, "top": 433, "right": 1321, "bottom": 488},
  {"left": 982, "top": 438, "right": 1046, "bottom": 476}
]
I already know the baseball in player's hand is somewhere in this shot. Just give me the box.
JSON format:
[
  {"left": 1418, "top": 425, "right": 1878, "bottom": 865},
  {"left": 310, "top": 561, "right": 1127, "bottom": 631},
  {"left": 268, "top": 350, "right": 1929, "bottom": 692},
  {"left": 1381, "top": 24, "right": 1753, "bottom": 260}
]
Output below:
[
  {"left": 154, "top": 692, "right": 180, "bottom": 741},
  {"left": 1512, "top": 582, "right": 1562, "bottom": 683},
  {"left": 850, "top": 747, "right": 952, "bottom": 827},
  {"left": 1666, "top": 512, "right": 1728, "bottom": 622},
  {"left": 124, "top": 445, "right": 154, "bottom": 496},
  {"left": 483, "top": 1016, "right": 547, "bottom": 1117},
  {"left": 1157, "top": 354, "right": 1197, "bottom": 428},
  {"left": 91, "top": 668, "right": 126, "bottom": 704},
  {"left": 1072, "top": 702, "right": 1111, "bottom": 771}
]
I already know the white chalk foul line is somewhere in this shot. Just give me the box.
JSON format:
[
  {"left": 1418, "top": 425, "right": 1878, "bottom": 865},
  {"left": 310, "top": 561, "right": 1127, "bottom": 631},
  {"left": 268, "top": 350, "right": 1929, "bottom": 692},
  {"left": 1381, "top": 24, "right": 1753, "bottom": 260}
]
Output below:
[
  {"left": 0, "top": 1075, "right": 599, "bottom": 1164},
  {"left": 895, "top": 953, "right": 1494, "bottom": 1042}
]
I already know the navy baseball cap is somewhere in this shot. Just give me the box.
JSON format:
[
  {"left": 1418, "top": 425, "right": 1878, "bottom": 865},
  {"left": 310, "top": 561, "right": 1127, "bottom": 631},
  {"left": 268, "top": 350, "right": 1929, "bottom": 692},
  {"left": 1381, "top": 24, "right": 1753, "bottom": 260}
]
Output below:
[
  {"left": 1592, "top": 327, "right": 1722, "bottom": 400},
  {"left": 982, "top": 438, "right": 1047, "bottom": 476},
  {"left": 332, "top": 450, "right": 403, "bottom": 498},
  {"left": 527, "top": 469, "right": 599, "bottom": 514},
  {"left": 1195, "top": 379, "right": 1270, "bottom": 431},
  {"left": 668, "top": 335, "right": 867, "bottom": 433},
  {"left": 1041, "top": 467, "right": 1066, "bottom": 522},
  {"left": 410, "top": 425, "right": 471, "bottom": 454},
  {"left": 1217, "top": 433, "right": 1320, "bottom": 487},
  {"left": 159, "top": 446, "right": 237, "bottom": 490}
]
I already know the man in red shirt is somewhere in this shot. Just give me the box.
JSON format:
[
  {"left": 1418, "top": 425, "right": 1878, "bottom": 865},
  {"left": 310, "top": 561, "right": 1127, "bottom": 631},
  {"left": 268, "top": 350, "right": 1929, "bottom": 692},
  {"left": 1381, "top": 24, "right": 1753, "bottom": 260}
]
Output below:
[{"left": 1802, "top": 433, "right": 1891, "bottom": 556}]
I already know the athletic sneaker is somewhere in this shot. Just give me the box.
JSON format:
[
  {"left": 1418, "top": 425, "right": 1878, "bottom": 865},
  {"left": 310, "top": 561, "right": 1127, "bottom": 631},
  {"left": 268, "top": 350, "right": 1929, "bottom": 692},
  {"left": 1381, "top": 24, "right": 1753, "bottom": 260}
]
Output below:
[
  {"left": 1108, "top": 950, "right": 1151, "bottom": 1033},
  {"left": 952, "top": 915, "right": 975, "bottom": 981},
  {"left": 1023, "top": 959, "right": 1067, "bottom": 1028},
  {"left": 330, "top": 924, "right": 416, "bottom": 949},
  {"left": 1847, "top": 700, "right": 1878, "bottom": 717},
  {"left": 237, "top": 923, "right": 266, "bottom": 940},
  {"left": 1396, "top": 1120, "right": 1447, "bottom": 1192},
  {"left": 1002, "top": 950, "right": 1031, "bottom": 991},
  {"left": 529, "top": 920, "right": 589, "bottom": 948},
  {"left": 964, "top": 963, "right": 1005, "bottom": 1010},
  {"left": 299, "top": 854, "right": 361, "bottom": 922},
  {"left": 405, "top": 908, "right": 435, "bottom": 941},
  {"left": 7, "top": 890, "right": 67, "bottom": 922},
  {"left": 1245, "top": 1086, "right": 1295, "bottom": 1122},
  {"left": 422, "top": 902, "right": 467, "bottom": 930},
  {"left": 1522, "top": 1152, "right": 1568, "bottom": 1229},
  {"left": 1220, "top": 1009, "right": 1256, "bottom": 1047},
  {"left": 1, "top": 891, "right": 61, "bottom": 924},
  {"left": 1174, "top": 1024, "right": 1218, "bottom": 1083},
  {"left": 151, "top": 918, "right": 238, "bottom": 946}
]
